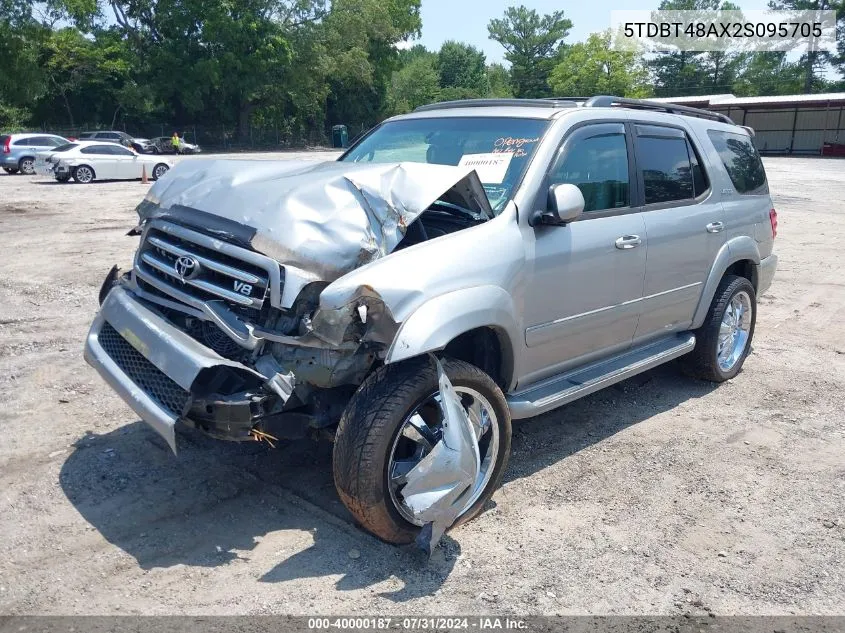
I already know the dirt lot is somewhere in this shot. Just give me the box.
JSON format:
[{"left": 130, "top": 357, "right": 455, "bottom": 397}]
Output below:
[{"left": 0, "top": 153, "right": 843, "bottom": 616}]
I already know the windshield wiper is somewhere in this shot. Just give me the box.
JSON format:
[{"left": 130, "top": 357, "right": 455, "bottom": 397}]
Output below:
[{"left": 430, "top": 200, "right": 487, "bottom": 222}]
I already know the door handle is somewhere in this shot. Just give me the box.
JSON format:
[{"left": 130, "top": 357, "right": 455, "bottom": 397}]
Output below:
[
  {"left": 615, "top": 235, "right": 642, "bottom": 249},
  {"left": 706, "top": 221, "right": 725, "bottom": 233}
]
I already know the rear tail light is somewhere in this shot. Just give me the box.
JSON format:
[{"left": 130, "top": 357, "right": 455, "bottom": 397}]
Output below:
[
  {"left": 2, "top": 138, "right": 10, "bottom": 154},
  {"left": 769, "top": 208, "right": 778, "bottom": 239}
]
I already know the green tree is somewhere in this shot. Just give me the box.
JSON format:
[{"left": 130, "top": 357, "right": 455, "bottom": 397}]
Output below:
[
  {"left": 0, "top": 0, "right": 48, "bottom": 127},
  {"left": 486, "top": 63, "right": 512, "bottom": 97},
  {"left": 324, "top": 0, "right": 422, "bottom": 129},
  {"left": 436, "top": 40, "right": 488, "bottom": 97},
  {"left": 732, "top": 52, "right": 804, "bottom": 95},
  {"left": 385, "top": 53, "right": 440, "bottom": 114},
  {"left": 768, "top": 0, "right": 844, "bottom": 93},
  {"left": 549, "top": 31, "right": 649, "bottom": 97},
  {"left": 487, "top": 5, "right": 572, "bottom": 98},
  {"left": 646, "top": 0, "right": 744, "bottom": 96}
]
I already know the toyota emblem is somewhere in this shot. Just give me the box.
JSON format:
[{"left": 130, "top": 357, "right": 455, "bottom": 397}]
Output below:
[{"left": 174, "top": 255, "right": 200, "bottom": 281}]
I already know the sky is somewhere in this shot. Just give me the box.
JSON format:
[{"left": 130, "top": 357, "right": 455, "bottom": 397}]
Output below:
[{"left": 410, "top": 0, "right": 773, "bottom": 64}]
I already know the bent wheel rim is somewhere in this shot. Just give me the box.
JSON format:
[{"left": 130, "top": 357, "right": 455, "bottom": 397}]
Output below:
[
  {"left": 387, "top": 386, "right": 499, "bottom": 527},
  {"left": 717, "top": 290, "right": 752, "bottom": 372}
]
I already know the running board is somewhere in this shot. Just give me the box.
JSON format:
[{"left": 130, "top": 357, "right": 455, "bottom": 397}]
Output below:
[{"left": 507, "top": 333, "right": 696, "bottom": 419}]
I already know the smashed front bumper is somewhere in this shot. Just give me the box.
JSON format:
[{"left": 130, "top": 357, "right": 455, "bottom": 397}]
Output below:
[{"left": 84, "top": 285, "right": 289, "bottom": 453}]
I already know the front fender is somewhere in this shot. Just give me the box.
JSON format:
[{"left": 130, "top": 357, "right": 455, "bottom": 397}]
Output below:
[
  {"left": 385, "top": 286, "right": 520, "bottom": 366},
  {"left": 691, "top": 236, "right": 761, "bottom": 329}
]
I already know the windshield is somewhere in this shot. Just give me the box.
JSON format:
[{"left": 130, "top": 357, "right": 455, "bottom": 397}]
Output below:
[
  {"left": 341, "top": 116, "right": 549, "bottom": 212},
  {"left": 52, "top": 143, "right": 78, "bottom": 152}
]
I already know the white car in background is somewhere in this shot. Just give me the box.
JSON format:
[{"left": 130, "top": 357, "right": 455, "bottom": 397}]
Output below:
[{"left": 34, "top": 140, "right": 173, "bottom": 183}]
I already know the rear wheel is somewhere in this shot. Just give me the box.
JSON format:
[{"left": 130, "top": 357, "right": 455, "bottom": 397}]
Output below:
[
  {"left": 682, "top": 275, "right": 756, "bottom": 382},
  {"left": 72, "top": 165, "right": 95, "bottom": 184},
  {"left": 152, "top": 163, "right": 169, "bottom": 180},
  {"left": 333, "top": 356, "right": 511, "bottom": 544},
  {"left": 18, "top": 157, "right": 35, "bottom": 175}
]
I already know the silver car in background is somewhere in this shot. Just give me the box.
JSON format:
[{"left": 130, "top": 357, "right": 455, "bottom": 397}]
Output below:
[{"left": 1, "top": 133, "right": 70, "bottom": 175}]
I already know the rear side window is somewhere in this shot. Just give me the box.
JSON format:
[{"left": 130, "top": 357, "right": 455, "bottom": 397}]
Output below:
[
  {"left": 13, "top": 137, "right": 35, "bottom": 146},
  {"left": 636, "top": 125, "right": 709, "bottom": 205},
  {"left": 707, "top": 130, "right": 768, "bottom": 195},
  {"left": 78, "top": 133, "right": 95, "bottom": 139},
  {"left": 26, "top": 136, "right": 58, "bottom": 146}
]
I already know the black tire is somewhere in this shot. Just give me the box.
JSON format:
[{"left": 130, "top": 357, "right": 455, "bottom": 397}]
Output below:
[
  {"left": 152, "top": 163, "right": 169, "bottom": 180},
  {"left": 72, "top": 165, "right": 95, "bottom": 184},
  {"left": 18, "top": 157, "right": 35, "bottom": 175},
  {"left": 682, "top": 275, "right": 756, "bottom": 382},
  {"left": 3, "top": 167, "right": 18, "bottom": 174},
  {"left": 333, "top": 356, "right": 512, "bottom": 544},
  {"left": 55, "top": 173, "right": 71, "bottom": 183}
]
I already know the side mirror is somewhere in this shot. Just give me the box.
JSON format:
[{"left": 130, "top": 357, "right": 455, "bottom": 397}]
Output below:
[{"left": 530, "top": 183, "right": 585, "bottom": 226}]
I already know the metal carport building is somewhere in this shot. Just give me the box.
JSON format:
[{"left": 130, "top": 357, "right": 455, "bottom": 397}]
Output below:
[{"left": 653, "top": 93, "right": 845, "bottom": 156}]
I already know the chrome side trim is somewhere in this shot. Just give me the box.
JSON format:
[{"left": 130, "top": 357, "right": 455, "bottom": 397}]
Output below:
[{"left": 525, "top": 283, "right": 702, "bottom": 339}]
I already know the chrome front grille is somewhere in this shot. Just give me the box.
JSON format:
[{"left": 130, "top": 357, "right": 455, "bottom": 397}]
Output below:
[{"left": 134, "top": 220, "right": 282, "bottom": 314}]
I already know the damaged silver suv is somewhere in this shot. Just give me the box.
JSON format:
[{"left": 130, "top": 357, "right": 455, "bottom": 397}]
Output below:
[{"left": 84, "top": 96, "right": 778, "bottom": 548}]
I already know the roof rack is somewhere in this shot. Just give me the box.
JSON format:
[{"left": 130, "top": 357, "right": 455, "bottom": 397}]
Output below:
[
  {"left": 583, "top": 95, "right": 735, "bottom": 125},
  {"left": 413, "top": 98, "right": 580, "bottom": 112}
]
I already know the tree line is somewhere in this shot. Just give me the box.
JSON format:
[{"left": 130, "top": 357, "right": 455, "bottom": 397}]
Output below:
[{"left": 1, "top": 0, "right": 843, "bottom": 140}]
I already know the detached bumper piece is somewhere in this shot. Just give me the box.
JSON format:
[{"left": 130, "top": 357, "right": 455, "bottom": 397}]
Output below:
[{"left": 84, "top": 285, "right": 284, "bottom": 453}]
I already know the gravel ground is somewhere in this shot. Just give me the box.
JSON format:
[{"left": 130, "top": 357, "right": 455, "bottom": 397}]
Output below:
[{"left": 0, "top": 153, "right": 843, "bottom": 616}]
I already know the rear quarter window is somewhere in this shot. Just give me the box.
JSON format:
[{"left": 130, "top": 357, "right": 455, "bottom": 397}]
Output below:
[{"left": 707, "top": 130, "right": 768, "bottom": 195}]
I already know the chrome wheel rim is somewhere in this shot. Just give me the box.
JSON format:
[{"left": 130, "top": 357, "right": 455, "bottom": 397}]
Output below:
[
  {"left": 717, "top": 290, "right": 752, "bottom": 371},
  {"left": 387, "top": 386, "right": 499, "bottom": 526},
  {"left": 76, "top": 167, "right": 92, "bottom": 183},
  {"left": 153, "top": 165, "right": 168, "bottom": 179},
  {"left": 21, "top": 159, "right": 34, "bottom": 174}
]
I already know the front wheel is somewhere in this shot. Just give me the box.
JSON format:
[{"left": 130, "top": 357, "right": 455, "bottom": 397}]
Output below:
[
  {"left": 3, "top": 167, "right": 18, "bottom": 174},
  {"left": 333, "top": 357, "right": 511, "bottom": 544},
  {"left": 682, "top": 275, "right": 756, "bottom": 382},
  {"left": 55, "top": 173, "right": 71, "bottom": 183}
]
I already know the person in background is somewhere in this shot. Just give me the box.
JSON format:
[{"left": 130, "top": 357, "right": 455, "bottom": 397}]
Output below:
[{"left": 171, "top": 132, "right": 180, "bottom": 154}]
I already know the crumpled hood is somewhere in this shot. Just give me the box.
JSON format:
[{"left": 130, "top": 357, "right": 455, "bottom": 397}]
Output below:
[{"left": 137, "top": 159, "right": 493, "bottom": 281}]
